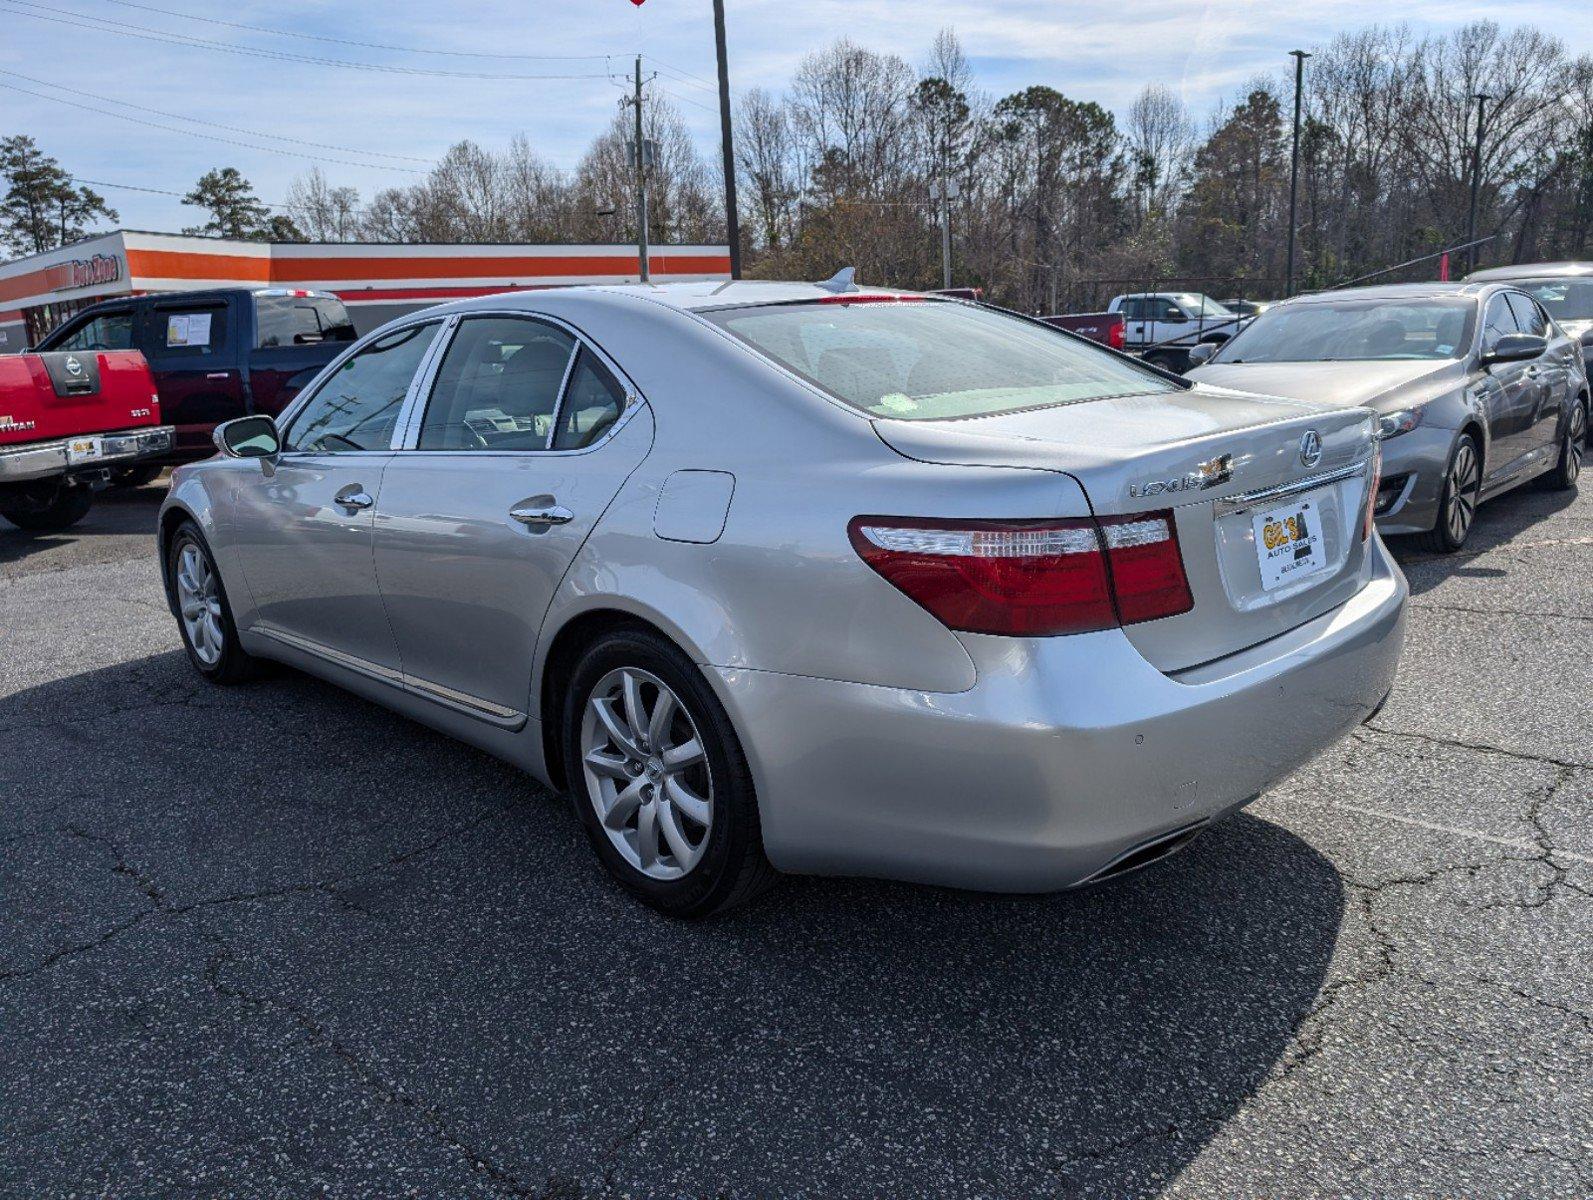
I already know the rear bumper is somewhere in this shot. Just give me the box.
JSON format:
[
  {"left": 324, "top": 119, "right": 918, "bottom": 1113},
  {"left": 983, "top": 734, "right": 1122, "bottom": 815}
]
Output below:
[
  {"left": 718, "top": 537, "right": 1408, "bottom": 892},
  {"left": 0, "top": 425, "right": 174, "bottom": 485}
]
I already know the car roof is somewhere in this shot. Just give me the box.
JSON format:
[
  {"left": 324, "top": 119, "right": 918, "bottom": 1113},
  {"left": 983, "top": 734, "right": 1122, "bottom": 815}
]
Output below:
[
  {"left": 1463, "top": 261, "right": 1593, "bottom": 281},
  {"left": 425, "top": 279, "right": 946, "bottom": 319},
  {"left": 1272, "top": 281, "right": 1502, "bottom": 307}
]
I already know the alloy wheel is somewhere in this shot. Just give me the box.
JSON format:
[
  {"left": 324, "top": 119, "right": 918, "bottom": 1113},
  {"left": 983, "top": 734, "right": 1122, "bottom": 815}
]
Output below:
[
  {"left": 176, "top": 542, "right": 224, "bottom": 667},
  {"left": 1569, "top": 405, "right": 1585, "bottom": 483},
  {"left": 579, "top": 666, "right": 713, "bottom": 881},
  {"left": 1445, "top": 441, "right": 1480, "bottom": 545}
]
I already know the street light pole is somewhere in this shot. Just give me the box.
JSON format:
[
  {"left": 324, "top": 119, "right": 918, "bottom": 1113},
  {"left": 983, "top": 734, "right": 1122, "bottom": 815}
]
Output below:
[
  {"left": 1466, "top": 93, "right": 1491, "bottom": 275},
  {"left": 712, "top": 0, "right": 742, "bottom": 279},
  {"left": 1285, "top": 49, "right": 1311, "bottom": 298}
]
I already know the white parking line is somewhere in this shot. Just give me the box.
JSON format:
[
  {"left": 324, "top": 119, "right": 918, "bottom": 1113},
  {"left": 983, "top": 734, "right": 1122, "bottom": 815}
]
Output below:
[{"left": 1263, "top": 795, "right": 1593, "bottom": 865}]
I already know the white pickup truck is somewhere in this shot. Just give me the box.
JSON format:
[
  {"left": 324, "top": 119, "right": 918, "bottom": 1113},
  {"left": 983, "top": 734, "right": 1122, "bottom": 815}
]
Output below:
[{"left": 1107, "top": 293, "right": 1248, "bottom": 370}]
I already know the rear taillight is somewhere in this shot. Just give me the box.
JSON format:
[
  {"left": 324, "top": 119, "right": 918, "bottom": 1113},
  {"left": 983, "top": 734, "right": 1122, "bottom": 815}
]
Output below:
[
  {"left": 849, "top": 510, "right": 1192, "bottom": 637},
  {"left": 1362, "top": 449, "right": 1382, "bottom": 541},
  {"left": 1108, "top": 320, "right": 1126, "bottom": 352},
  {"left": 1097, "top": 513, "right": 1195, "bottom": 624}
]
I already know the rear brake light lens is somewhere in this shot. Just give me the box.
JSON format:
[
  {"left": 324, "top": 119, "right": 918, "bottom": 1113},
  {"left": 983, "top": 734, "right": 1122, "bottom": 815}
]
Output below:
[
  {"left": 1098, "top": 513, "right": 1194, "bottom": 624},
  {"left": 1109, "top": 321, "right": 1126, "bottom": 351},
  {"left": 849, "top": 510, "right": 1192, "bottom": 636}
]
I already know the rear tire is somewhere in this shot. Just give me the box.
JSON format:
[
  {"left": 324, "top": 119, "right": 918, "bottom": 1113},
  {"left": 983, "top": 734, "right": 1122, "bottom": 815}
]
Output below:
[
  {"left": 1411, "top": 432, "right": 1481, "bottom": 554},
  {"left": 167, "top": 521, "right": 261, "bottom": 684},
  {"left": 1535, "top": 401, "right": 1583, "bottom": 492},
  {"left": 563, "top": 628, "right": 776, "bottom": 917},
  {"left": 0, "top": 486, "right": 93, "bottom": 532}
]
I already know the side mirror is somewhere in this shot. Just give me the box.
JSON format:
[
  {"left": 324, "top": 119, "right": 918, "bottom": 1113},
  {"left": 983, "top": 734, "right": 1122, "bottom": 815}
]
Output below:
[
  {"left": 215, "top": 415, "right": 280, "bottom": 459},
  {"left": 1579, "top": 328, "right": 1593, "bottom": 348},
  {"left": 1482, "top": 332, "right": 1547, "bottom": 366},
  {"left": 1186, "top": 342, "right": 1218, "bottom": 367}
]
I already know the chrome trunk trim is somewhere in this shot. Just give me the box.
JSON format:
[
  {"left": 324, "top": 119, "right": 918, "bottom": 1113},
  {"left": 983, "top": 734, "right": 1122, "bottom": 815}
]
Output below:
[{"left": 1214, "top": 460, "right": 1370, "bottom": 516}]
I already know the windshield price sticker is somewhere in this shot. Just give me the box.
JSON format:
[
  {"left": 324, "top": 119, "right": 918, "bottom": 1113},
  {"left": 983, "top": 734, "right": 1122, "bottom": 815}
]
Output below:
[{"left": 1253, "top": 491, "right": 1330, "bottom": 590}]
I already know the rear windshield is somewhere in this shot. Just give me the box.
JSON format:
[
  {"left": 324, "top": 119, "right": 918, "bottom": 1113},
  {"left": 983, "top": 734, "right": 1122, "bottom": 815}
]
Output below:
[
  {"left": 254, "top": 293, "right": 357, "bottom": 349},
  {"left": 1213, "top": 298, "right": 1476, "bottom": 363},
  {"left": 705, "top": 300, "right": 1174, "bottom": 420},
  {"left": 1507, "top": 278, "right": 1593, "bottom": 322}
]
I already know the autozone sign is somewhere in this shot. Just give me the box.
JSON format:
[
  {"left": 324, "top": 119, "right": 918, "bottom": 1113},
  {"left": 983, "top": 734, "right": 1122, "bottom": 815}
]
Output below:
[{"left": 45, "top": 253, "right": 123, "bottom": 292}]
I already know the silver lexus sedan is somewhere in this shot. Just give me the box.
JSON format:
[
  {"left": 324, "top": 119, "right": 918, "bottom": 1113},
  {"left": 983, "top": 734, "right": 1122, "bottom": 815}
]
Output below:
[
  {"left": 159, "top": 281, "right": 1407, "bottom": 915},
  {"left": 1188, "top": 282, "right": 1586, "bottom": 553}
]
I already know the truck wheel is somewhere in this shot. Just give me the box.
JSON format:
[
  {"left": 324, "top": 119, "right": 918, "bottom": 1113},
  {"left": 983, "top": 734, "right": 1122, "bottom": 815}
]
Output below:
[
  {"left": 167, "top": 521, "right": 261, "bottom": 683},
  {"left": 0, "top": 487, "right": 93, "bottom": 532},
  {"left": 111, "top": 464, "right": 164, "bottom": 489}
]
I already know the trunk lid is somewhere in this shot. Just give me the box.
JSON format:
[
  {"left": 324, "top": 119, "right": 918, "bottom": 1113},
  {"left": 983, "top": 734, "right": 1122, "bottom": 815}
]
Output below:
[
  {"left": 874, "top": 385, "right": 1379, "bottom": 672},
  {"left": 0, "top": 351, "right": 162, "bottom": 446}
]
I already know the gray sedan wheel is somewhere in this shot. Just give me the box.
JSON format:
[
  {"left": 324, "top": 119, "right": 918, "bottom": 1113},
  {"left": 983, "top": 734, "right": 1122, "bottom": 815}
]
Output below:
[
  {"left": 564, "top": 627, "right": 776, "bottom": 917},
  {"left": 1414, "top": 434, "right": 1481, "bottom": 554},
  {"left": 1537, "top": 401, "right": 1584, "bottom": 492},
  {"left": 167, "top": 522, "right": 260, "bottom": 684}
]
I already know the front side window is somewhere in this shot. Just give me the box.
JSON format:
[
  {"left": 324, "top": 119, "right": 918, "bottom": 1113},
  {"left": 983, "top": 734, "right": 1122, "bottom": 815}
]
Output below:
[
  {"left": 255, "top": 293, "right": 357, "bottom": 349},
  {"left": 1482, "top": 294, "right": 1521, "bottom": 350},
  {"left": 59, "top": 310, "right": 135, "bottom": 351},
  {"left": 1215, "top": 298, "right": 1477, "bottom": 363},
  {"left": 283, "top": 322, "right": 440, "bottom": 453},
  {"left": 418, "top": 317, "right": 577, "bottom": 451},
  {"left": 706, "top": 300, "right": 1175, "bottom": 421}
]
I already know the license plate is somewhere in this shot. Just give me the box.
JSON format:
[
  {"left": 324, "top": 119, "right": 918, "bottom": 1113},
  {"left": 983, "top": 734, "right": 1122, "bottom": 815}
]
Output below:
[
  {"left": 1253, "top": 489, "right": 1329, "bottom": 591},
  {"left": 66, "top": 436, "right": 103, "bottom": 464}
]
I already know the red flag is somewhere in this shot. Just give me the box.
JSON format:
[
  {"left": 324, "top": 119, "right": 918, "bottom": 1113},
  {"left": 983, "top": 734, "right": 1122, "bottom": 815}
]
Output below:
[{"left": 1437, "top": 251, "right": 1450, "bottom": 281}]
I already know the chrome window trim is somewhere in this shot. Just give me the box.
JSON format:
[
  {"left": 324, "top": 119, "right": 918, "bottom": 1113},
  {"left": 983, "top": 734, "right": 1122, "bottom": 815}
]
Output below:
[
  {"left": 253, "top": 623, "right": 526, "bottom": 729},
  {"left": 1214, "top": 460, "right": 1370, "bottom": 516},
  {"left": 395, "top": 307, "right": 644, "bottom": 457},
  {"left": 544, "top": 339, "right": 584, "bottom": 450}
]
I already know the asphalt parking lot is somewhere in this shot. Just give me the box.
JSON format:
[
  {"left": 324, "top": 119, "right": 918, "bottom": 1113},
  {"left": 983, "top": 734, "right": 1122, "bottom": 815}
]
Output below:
[{"left": 2, "top": 477, "right": 1589, "bottom": 1199}]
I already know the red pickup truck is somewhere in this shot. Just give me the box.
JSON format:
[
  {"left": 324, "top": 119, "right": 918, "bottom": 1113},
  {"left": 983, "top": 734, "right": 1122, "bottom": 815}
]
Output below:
[{"left": 0, "top": 350, "right": 173, "bottom": 531}]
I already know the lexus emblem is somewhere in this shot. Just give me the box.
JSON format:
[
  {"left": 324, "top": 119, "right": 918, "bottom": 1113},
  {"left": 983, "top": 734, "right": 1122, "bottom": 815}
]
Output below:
[
  {"left": 1298, "top": 429, "right": 1323, "bottom": 468},
  {"left": 64, "top": 355, "right": 84, "bottom": 377}
]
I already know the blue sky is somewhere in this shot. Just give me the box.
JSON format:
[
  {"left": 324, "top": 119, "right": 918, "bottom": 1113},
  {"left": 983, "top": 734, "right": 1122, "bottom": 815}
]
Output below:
[{"left": 2, "top": 0, "right": 1588, "bottom": 235}]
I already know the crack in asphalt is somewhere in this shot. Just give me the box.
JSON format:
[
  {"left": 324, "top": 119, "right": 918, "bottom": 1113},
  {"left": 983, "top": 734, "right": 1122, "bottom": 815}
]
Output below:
[
  {"left": 198, "top": 924, "right": 554, "bottom": 1199},
  {"left": 1410, "top": 599, "right": 1593, "bottom": 623},
  {"left": 1360, "top": 722, "right": 1591, "bottom": 771},
  {"left": 0, "top": 809, "right": 510, "bottom": 985}
]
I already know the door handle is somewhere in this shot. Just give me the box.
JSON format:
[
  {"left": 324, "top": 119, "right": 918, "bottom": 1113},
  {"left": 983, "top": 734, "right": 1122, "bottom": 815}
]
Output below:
[
  {"left": 510, "top": 503, "right": 574, "bottom": 527},
  {"left": 335, "top": 485, "right": 374, "bottom": 510},
  {"left": 206, "top": 371, "right": 231, "bottom": 379}
]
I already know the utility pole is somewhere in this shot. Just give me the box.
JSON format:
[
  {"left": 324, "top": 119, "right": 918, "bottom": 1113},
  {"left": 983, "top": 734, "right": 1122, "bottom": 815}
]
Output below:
[
  {"left": 929, "top": 177, "right": 958, "bottom": 290},
  {"left": 1285, "top": 49, "right": 1311, "bottom": 297},
  {"left": 1466, "top": 93, "right": 1492, "bottom": 275},
  {"left": 630, "top": 55, "right": 651, "bottom": 283},
  {"left": 712, "top": 0, "right": 742, "bottom": 278}
]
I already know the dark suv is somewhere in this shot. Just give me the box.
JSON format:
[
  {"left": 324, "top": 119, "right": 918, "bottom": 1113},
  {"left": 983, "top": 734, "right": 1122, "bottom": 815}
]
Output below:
[{"left": 36, "top": 288, "right": 358, "bottom": 468}]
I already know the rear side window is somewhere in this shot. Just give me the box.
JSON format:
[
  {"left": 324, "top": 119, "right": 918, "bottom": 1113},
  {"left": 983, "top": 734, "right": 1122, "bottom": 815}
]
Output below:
[
  {"left": 1504, "top": 292, "right": 1548, "bottom": 338},
  {"left": 418, "top": 316, "right": 577, "bottom": 451},
  {"left": 147, "top": 304, "right": 228, "bottom": 358},
  {"left": 284, "top": 322, "right": 441, "bottom": 453},
  {"left": 553, "top": 350, "right": 626, "bottom": 449},
  {"left": 254, "top": 293, "right": 357, "bottom": 349},
  {"left": 57, "top": 310, "right": 135, "bottom": 352},
  {"left": 706, "top": 300, "right": 1173, "bottom": 421}
]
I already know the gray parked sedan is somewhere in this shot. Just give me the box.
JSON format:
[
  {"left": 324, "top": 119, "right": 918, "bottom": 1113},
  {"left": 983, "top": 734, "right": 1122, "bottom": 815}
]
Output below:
[
  {"left": 159, "top": 281, "right": 1406, "bottom": 915},
  {"left": 1464, "top": 261, "right": 1593, "bottom": 381},
  {"left": 1188, "top": 282, "right": 1586, "bottom": 552}
]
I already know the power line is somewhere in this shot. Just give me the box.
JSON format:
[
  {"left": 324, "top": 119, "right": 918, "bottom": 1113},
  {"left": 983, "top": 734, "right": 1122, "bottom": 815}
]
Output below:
[
  {"left": 97, "top": 0, "right": 618, "bottom": 61},
  {"left": 0, "top": 80, "right": 428, "bottom": 173},
  {"left": 644, "top": 55, "right": 718, "bottom": 93},
  {"left": 0, "top": 3, "right": 617, "bottom": 80},
  {"left": 0, "top": 69, "right": 433, "bottom": 165},
  {"left": 655, "top": 86, "right": 720, "bottom": 117}
]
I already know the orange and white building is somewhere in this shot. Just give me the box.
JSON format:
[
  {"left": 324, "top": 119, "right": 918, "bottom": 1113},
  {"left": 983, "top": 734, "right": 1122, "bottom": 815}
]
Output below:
[{"left": 0, "top": 230, "right": 732, "bottom": 351}]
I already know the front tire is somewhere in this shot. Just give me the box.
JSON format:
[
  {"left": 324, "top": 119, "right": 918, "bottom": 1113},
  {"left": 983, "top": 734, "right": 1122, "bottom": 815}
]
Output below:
[
  {"left": 563, "top": 628, "right": 775, "bottom": 917},
  {"left": 0, "top": 485, "right": 93, "bottom": 532},
  {"left": 167, "top": 521, "right": 260, "bottom": 684},
  {"left": 1536, "top": 401, "right": 1584, "bottom": 492},
  {"left": 1412, "top": 432, "right": 1481, "bottom": 554}
]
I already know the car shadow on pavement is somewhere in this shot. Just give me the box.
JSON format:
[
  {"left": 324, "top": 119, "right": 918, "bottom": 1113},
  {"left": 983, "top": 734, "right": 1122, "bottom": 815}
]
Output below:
[
  {"left": 1384, "top": 482, "right": 1582, "bottom": 597},
  {"left": 3, "top": 649, "right": 1346, "bottom": 1197},
  {"left": 0, "top": 482, "right": 167, "bottom": 567}
]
